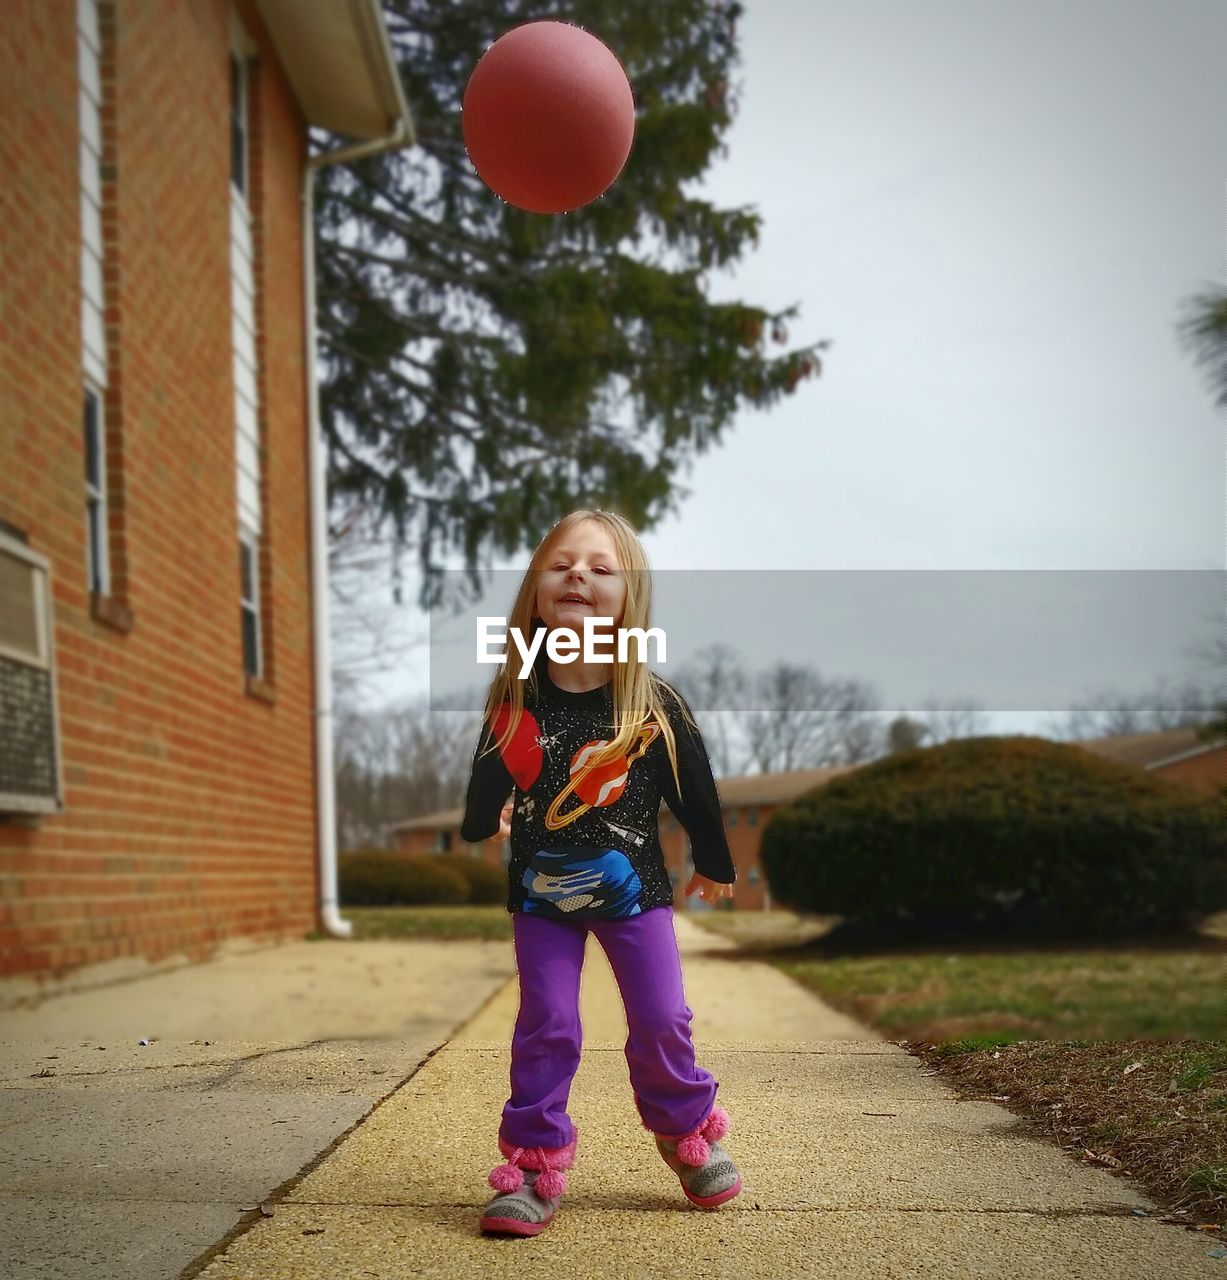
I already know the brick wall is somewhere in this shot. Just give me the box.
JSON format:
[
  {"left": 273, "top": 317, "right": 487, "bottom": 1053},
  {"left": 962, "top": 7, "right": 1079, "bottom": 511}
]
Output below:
[
  {"left": 1153, "top": 747, "right": 1227, "bottom": 797},
  {"left": 660, "top": 806, "right": 774, "bottom": 911},
  {"left": 0, "top": 0, "right": 318, "bottom": 991}
]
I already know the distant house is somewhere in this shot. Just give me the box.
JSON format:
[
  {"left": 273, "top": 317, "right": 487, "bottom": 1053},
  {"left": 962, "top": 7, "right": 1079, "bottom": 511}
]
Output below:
[
  {"left": 1072, "top": 726, "right": 1227, "bottom": 795},
  {"left": 0, "top": 0, "right": 413, "bottom": 993},
  {"left": 385, "top": 727, "right": 1226, "bottom": 912}
]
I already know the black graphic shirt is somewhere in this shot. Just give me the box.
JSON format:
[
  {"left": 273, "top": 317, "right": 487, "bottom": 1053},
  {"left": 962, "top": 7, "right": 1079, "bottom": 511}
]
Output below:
[{"left": 459, "top": 665, "right": 736, "bottom": 920}]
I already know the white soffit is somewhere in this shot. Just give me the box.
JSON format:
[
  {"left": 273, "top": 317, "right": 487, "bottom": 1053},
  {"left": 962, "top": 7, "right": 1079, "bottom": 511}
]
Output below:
[{"left": 254, "top": 0, "right": 415, "bottom": 141}]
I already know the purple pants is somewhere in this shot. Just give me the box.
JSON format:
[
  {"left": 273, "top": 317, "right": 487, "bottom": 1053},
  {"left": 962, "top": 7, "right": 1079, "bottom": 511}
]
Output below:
[{"left": 500, "top": 904, "right": 719, "bottom": 1150}]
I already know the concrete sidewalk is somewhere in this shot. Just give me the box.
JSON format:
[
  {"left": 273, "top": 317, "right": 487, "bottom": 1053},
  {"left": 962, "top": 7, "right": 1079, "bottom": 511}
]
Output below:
[
  {"left": 189, "top": 916, "right": 1218, "bottom": 1274},
  {"left": 0, "top": 936, "right": 517, "bottom": 1280},
  {"left": 2, "top": 916, "right": 1220, "bottom": 1278}
]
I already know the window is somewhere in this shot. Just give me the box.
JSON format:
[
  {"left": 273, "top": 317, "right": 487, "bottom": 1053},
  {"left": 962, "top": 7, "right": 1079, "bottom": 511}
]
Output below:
[
  {"left": 728, "top": 807, "right": 738, "bottom": 827},
  {"left": 747, "top": 807, "right": 758, "bottom": 827},
  {"left": 229, "top": 51, "right": 247, "bottom": 196},
  {"left": 433, "top": 831, "right": 452, "bottom": 853},
  {"left": 83, "top": 387, "right": 109, "bottom": 595},
  {"left": 748, "top": 866, "right": 760, "bottom": 886},
  {"left": 230, "top": 21, "right": 264, "bottom": 685},
  {"left": 79, "top": 0, "right": 111, "bottom": 600},
  {"left": 239, "top": 529, "right": 261, "bottom": 678}
]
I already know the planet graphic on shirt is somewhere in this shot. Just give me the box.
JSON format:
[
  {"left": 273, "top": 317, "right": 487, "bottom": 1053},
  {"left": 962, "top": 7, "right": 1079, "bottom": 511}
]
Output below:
[
  {"left": 490, "top": 700, "right": 543, "bottom": 790},
  {"left": 544, "top": 722, "right": 661, "bottom": 831}
]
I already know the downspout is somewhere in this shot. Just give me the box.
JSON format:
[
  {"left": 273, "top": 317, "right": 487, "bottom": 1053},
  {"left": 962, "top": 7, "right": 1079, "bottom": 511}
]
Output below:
[{"left": 304, "top": 119, "right": 412, "bottom": 939}]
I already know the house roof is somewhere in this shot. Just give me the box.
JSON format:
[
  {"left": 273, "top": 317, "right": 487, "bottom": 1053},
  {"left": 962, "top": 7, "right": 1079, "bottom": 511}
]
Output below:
[
  {"left": 254, "top": 0, "right": 414, "bottom": 141},
  {"left": 1069, "top": 724, "right": 1226, "bottom": 771},
  {"left": 386, "top": 726, "right": 1226, "bottom": 837}
]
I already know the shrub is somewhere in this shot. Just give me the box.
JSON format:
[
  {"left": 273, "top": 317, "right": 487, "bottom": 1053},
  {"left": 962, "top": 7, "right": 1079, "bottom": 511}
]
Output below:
[
  {"left": 450, "top": 859, "right": 508, "bottom": 904},
  {"left": 759, "top": 735, "right": 1227, "bottom": 937},
  {"left": 339, "top": 850, "right": 468, "bottom": 906}
]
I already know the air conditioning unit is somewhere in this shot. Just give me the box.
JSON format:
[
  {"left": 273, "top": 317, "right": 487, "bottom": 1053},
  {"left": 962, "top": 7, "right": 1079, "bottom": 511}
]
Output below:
[{"left": 0, "top": 530, "right": 64, "bottom": 816}]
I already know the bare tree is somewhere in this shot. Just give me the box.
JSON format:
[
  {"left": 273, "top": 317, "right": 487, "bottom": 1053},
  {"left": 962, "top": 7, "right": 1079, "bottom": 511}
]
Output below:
[
  {"left": 334, "top": 686, "right": 483, "bottom": 851},
  {"left": 668, "top": 643, "right": 752, "bottom": 776},
  {"left": 1184, "top": 615, "right": 1227, "bottom": 739},
  {"left": 329, "top": 513, "right": 430, "bottom": 706},
  {"left": 909, "top": 698, "right": 994, "bottom": 746},
  {"left": 742, "top": 662, "right": 883, "bottom": 772},
  {"left": 1045, "top": 674, "right": 1222, "bottom": 741}
]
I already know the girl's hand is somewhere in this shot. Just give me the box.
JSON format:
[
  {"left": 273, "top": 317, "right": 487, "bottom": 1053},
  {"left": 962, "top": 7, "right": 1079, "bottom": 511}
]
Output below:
[
  {"left": 684, "top": 872, "right": 734, "bottom": 904},
  {"left": 497, "top": 799, "right": 513, "bottom": 841}
]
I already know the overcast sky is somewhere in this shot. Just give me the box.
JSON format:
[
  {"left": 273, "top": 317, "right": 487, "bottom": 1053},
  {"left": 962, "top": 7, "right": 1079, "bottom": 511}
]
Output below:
[{"left": 347, "top": 0, "right": 1226, "bottom": 726}]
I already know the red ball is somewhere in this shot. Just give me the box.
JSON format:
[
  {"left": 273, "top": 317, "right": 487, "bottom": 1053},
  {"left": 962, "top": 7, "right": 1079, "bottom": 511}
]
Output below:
[{"left": 462, "top": 21, "right": 636, "bottom": 215}]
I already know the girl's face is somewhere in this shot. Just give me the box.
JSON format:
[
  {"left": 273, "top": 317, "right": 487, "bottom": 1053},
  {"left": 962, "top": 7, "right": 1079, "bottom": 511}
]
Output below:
[{"left": 535, "top": 520, "right": 628, "bottom": 636}]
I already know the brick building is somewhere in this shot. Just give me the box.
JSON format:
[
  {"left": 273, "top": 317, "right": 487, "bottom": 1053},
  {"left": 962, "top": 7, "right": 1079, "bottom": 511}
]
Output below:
[
  {"left": 0, "top": 0, "right": 412, "bottom": 995},
  {"left": 387, "top": 726, "right": 1226, "bottom": 913}
]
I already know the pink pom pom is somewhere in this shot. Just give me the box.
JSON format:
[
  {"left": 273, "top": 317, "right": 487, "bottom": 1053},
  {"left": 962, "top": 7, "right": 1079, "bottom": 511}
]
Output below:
[
  {"left": 701, "top": 1107, "right": 730, "bottom": 1143},
  {"left": 677, "top": 1133, "right": 710, "bottom": 1166},
  {"left": 489, "top": 1163, "right": 524, "bottom": 1193},
  {"left": 535, "top": 1168, "right": 567, "bottom": 1198}
]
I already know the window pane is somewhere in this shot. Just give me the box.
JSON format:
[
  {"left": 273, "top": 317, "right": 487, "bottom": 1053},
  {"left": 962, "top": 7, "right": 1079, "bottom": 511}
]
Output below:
[
  {"left": 239, "top": 539, "right": 254, "bottom": 602},
  {"left": 83, "top": 390, "right": 99, "bottom": 487},
  {"left": 87, "top": 498, "right": 102, "bottom": 593},
  {"left": 241, "top": 605, "right": 259, "bottom": 676},
  {"left": 231, "top": 118, "right": 245, "bottom": 194},
  {"left": 230, "top": 54, "right": 246, "bottom": 194}
]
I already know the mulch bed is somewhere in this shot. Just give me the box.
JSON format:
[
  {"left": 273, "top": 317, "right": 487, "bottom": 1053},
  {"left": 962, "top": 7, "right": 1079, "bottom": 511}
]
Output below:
[{"left": 900, "top": 1036, "right": 1227, "bottom": 1240}]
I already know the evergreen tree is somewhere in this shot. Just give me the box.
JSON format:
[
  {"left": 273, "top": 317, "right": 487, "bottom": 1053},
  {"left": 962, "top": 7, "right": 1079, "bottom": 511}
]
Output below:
[
  {"left": 1177, "top": 284, "right": 1227, "bottom": 410},
  {"left": 315, "top": 0, "right": 829, "bottom": 609},
  {"left": 1175, "top": 286, "right": 1227, "bottom": 741}
]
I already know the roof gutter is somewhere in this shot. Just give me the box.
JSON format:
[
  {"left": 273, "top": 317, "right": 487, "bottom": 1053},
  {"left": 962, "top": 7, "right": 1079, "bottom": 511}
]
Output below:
[{"left": 305, "top": 108, "right": 414, "bottom": 939}]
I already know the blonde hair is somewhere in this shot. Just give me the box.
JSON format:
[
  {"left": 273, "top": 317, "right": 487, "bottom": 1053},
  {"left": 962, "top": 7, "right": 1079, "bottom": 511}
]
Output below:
[{"left": 475, "top": 507, "right": 698, "bottom": 801}]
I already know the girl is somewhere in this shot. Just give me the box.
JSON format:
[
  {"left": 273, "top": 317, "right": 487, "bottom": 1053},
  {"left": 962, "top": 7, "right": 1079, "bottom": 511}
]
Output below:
[{"left": 460, "top": 508, "right": 742, "bottom": 1238}]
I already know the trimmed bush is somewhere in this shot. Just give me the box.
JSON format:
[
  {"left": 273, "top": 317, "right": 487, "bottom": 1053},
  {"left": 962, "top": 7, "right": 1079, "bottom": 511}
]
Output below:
[
  {"left": 450, "top": 859, "right": 508, "bottom": 904},
  {"left": 760, "top": 735, "right": 1227, "bottom": 938},
  {"left": 339, "top": 850, "right": 469, "bottom": 906}
]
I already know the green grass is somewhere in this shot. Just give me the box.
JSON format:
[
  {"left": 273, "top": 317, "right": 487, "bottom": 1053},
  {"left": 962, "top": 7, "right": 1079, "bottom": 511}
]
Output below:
[
  {"left": 306, "top": 904, "right": 514, "bottom": 942},
  {"left": 766, "top": 948, "right": 1227, "bottom": 1042},
  {"left": 692, "top": 910, "right": 1227, "bottom": 1043}
]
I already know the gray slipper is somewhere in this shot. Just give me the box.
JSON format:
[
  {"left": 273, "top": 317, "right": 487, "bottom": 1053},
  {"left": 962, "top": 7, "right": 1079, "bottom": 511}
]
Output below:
[
  {"left": 656, "top": 1134, "right": 742, "bottom": 1207},
  {"left": 479, "top": 1129, "right": 578, "bottom": 1237},
  {"left": 479, "top": 1167, "right": 562, "bottom": 1236},
  {"left": 652, "top": 1106, "right": 742, "bottom": 1209}
]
